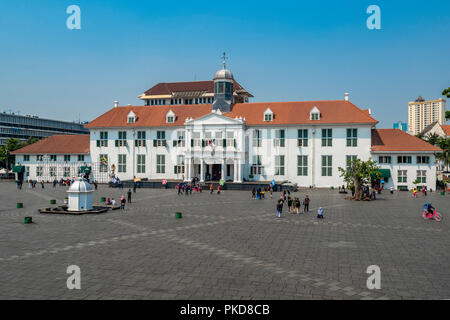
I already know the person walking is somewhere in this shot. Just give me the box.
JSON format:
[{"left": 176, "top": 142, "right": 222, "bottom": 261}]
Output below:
[
  {"left": 413, "top": 187, "right": 418, "bottom": 198},
  {"left": 127, "top": 189, "right": 132, "bottom": 203},
  {"left": 390, "top": 186, "right": 394, "bottom": 194},
  {"left": 276, "top": 200, "right": 283, "bottom": 218},
  {"left": 210, "top": 183, "right": 214, "bottom": 195},
  {"left": 287, "top": 196, "right": 293, "bottom": 214},
  {"left": 217, "top": 185, "right": 221, "bottom": 195},
  {"left": 120, "top": 196, "right": 126, "bottom": 210},
  {"left": 303, "top": 195, "right": 310, "bottom": 213},
  {"left": 269, "top": 186, "right": 273, "bottom": 199},
  {"left": 295, "top": 197, "right": 301, "bottom": 214},
  {"left": 252, "top": 188, "right": 256, "bottom": 199}
]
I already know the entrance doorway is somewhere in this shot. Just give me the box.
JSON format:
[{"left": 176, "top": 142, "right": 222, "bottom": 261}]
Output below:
[{"left": 206, "top": 164, "right": 222, "bottom": 181}]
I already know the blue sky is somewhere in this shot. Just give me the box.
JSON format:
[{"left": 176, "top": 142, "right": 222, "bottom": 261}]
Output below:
[{"left": 0, "top": 0, "right": 449, "bottom": 127}]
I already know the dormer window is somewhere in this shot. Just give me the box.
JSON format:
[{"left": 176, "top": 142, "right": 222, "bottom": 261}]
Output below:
[
  {"left": 310, "top": 106, "right": 320, "bottom": 121},
  {"left": 127, "top": 111, "right": 136, "bottom": 124},
  {"left": 166, "top": 110, "right": 175, "bottom": 123},
  {"left": 264, "top": 108, "right": 273, "bottom": 122}
]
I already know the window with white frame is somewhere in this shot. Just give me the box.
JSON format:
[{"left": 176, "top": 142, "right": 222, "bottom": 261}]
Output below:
[
  {"left": 116, "top": 131, "right": 127, "bottom": 147},
  {"left": 398, "top": 170, "right": 407, "bottom": 183},
  {"left": 78, "top": 155, "right": 85, "bottom": 162},
  {"left": 174, "top": 155, "right": 185, "bottom": 174},
  {"left": 25, "top": 166, "right": 29, "bottom": 177},
  {"left": 50, "top": 166, "right": 56, "bottom": 177},
  {"left": 166, "top": 110, "right": 175, "bottom": 123},
  {"left": 346, "top": 128, "right": 358, "bottom": 147},
  {"left": 297, "top": 129, "right": 308, "bottom": 147},
  {"left": 63, "top": 167, "right": 70, "bottom": 177},
  {"left": 417, "top": 170, "right": 426, "bottom": 183},
  {"left": 321, "top": 129, "right": 332, "bottom": 147},
  {"left": 378, "top": 156, "right": 391, "bottom": 164},
  {"left": 346, "top": 155, "right": 357, "bottom": 171},
  {"left": 137, "top": 154, "right": 145, "bottom": 173},
  {"left": 226, "top": 131, "right": 235, "bottom": 147},
  {"left": 253, "top": 129, "right": 262, "bottom": 147},
  {"left": 135, "top": 131, "right": 146, "bottom": 147},
  {"left": 417, "top": 156, "right": 430, "bottom": 164},
  {"left": 118, "top": 154, "right": 126, "bottom": 173},
  {"left": 192, "top": 132, "right": 201, "bottom": 147},
  {"left": 251, "top": 155, "right": 264, "bottom": 175},
  {"left": 36, "top": 166, "right": 43, "bottom": 177},
  {"left": 50, "top": 155, "right": 57, "bottom": 162},
  {"left": 310, "top": 107, "right": 320, "bottom": 120},
  {"left": 37, "top": 155, "right": 43, "bottom": 162},
  {"left": 321, "top": 155, "right": 332, "bottom": 176},
  {"left": 274, "top": 129, "right": 285, "bottom": 147},
  {"left": 155, "top": 131, "right": 166, "bottom": 147},
  {"left": 64, "top": 155, "right": 71, "bottom": 162},
  {"left": 214, "top": 131, "right": 223, "bottom": 147},
  {"left": 97, "top": 131, "right": 108, "bottom": 147},
  {"left": 127, "top": 111, "right": 136, "bottom": 124},
  {"left": 297, "top": 155, "right": 308, "bottom": 176},
  {"left": 398, "top": 156, "right": 412, "bottom": 164},
  {"left": 156, "top": 155, "right": 165, "bottom": 174},
  {"left": 275, "top": 155, "right": 285, "bottom": 175},
  {"left": 264, "top": 109, "right": 273, "bottom": 122},
  {"left": 174, "top": 130, "right": 185, "bottom": 147},
  {"left": 23, "top": 155, "right": 30, "bottom": 162}
]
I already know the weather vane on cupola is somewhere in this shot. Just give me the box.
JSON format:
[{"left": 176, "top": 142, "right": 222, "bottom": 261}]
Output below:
[{"left": 221, "top": 52, "right": 228, "bottom": 69}]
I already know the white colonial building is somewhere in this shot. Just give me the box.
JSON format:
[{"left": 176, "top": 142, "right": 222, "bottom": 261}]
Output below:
[{"left": 13, "top": 62, "right": 442, "bottom": 190}]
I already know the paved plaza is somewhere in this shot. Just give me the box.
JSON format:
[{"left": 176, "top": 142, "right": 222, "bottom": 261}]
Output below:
[{"left": 0, "top": 181, "right": 449, "bottom": 300}]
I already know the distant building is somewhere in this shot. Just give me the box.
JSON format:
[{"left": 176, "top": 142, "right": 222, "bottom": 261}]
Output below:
[
  {"left": 408, "top": 96, "right": 446, "bottom": 135},
  {"left": 420, "top": 122, "right": 450, "bottom": 138},
  {"left": 0, "top": 112, "right": 88, "bottom": 146},
  {"left": 393, "top": 121, "right": 408, "bottom": 132}
]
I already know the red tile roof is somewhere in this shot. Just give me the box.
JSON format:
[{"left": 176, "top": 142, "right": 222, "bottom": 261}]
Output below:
[
  {"left": 442, "top": 125, "right": 450, "bottom": 136},
  {"left": 11, "top": 134, "right": 90, "bottom": 155},
  {"left": 85, "top": 100, "right": 378, "bottom": 128},
  {"left": 143, "top": 80, "right": 250, "bottom": 96},
  {"left": 371, "top": 129, "right": 442, "bottom": 152}
]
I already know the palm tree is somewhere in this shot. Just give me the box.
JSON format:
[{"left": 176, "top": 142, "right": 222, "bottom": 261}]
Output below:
[
  {"left": 425, "top": 133, "right": 441, "bottom": 146},
  {"left": 437, "top": 138, "right": 450, "bottom": 172}
]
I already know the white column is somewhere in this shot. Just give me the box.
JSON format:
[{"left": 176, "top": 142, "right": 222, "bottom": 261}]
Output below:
[
  {"left": 221, "top": 161, "right": 225, "bottom": 180},
  {"left": 200, "top": 160, "right": 204, "bottom": 182},
  {"left": 236, "top": 159, "right": 242, "bottom": 182},
  {"left": 233, "top": 160, "right": 238, "bottom": 182},
  {"left": 185, "top": 158, "right": 190, "bottom": 181}
]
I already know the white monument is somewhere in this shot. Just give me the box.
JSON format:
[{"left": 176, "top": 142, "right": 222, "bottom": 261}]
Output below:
[{"left": 67, "top": 178, "right": 93, "bottom": 211}]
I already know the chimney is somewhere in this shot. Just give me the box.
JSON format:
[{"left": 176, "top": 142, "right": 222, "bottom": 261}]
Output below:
[
  {"left": 368, "top": 108, "right": 372, "bottom": 115},
  {"left": 114, "top": 100, "right": 119, "bottom": 108},
  {"left": 344, "top": 93, "right": 349, "bottom": 101}
]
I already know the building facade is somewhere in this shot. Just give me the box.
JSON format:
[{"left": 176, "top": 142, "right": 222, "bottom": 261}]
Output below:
[
  {"left": 408, "top": 96, "right": 446, "bottom": 135},
  {"left": 12, "top": 64, "right": 442, "bottom": 190},
  {"left": 12, "top": 135, "right": 93, "bottom": 182},
  {"left": 0, "top": 112, "right": 88, "bottom": 146}
]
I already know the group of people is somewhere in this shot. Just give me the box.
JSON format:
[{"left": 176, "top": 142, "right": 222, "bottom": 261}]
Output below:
[
  {"left": 275, "top": 191, "right": 320, "bottom": 218},
  {"left": 176, "top": 182, "right": 202, "bottom": 195},
  {"left": 413, "top": 186, "right": 429, "bottom": 198},
  {"left": 252, "top": 186, "right": 273, "bottom": 199},
  {"left": 106, "top": 188, "right": 133, "bottom": 210}
]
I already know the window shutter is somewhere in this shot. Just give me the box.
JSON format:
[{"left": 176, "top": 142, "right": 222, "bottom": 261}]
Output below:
[
  {"left": 191, "top": 139, "right": 194, "bottom": 147},
  {"left": 173, "top": 140, "right": 177, "bottom": 147},
  {"left": 234, "top": 139, "right": 237, "bottom": 148},
  {"left": 223, "top": 139, "right": 226, "bottom": 148},
  {"left": 115, "top": 140, "right": 118, "bottom": 147},
  {"left": 174, "top": 166, "right": 177, "bottom": 174},
  {"left": 153, "top": 140, "right": 157, "bottom": 147},
  {"left": 96, "top": 140, "right": 100, "bottom": 147}
]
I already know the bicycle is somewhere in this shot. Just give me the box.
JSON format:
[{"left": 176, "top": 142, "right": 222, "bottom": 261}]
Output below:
[{"left": 422, "top": 210, "right": 442, "bottom": 222}]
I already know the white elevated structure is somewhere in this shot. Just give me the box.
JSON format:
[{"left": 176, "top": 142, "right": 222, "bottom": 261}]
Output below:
[{"left": 67, "top": 178, "right": 93, "bottom": 211}]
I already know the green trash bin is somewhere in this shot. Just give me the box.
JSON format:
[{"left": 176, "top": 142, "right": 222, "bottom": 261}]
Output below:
[
  {"left": 17, "top": 203, "right": 23, "bottom": 208},
  {"left": 101, "top": 197, "right": 106, "bottom": 202},
  {"left": 175, "top": 212, "right": 182, "bottom": 219},
  {"left": 24, "top": 217, "right": 32, "bottom": 224},
  {"left": 441, "top": 191, "right": 445, "bottom": 196},
  {"left": 50, "top": 199, "right": 56, "bottom": 204}
]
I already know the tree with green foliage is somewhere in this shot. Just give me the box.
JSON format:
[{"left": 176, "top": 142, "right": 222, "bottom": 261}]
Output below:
[
  {"left": 424, "top": 133, "right": 441, "bottom": 146},
  {"left": 442, "top": 87, "right": 450, "bottom": 98},
  {"left": 338, "top": 158, "right": 381, "bottom": 201},
  {"left": 0, "top": 137, "right": 39, "bottom": 171},
  {"left": 437, "top": 137, "right": 450, "bottom": 172}
]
